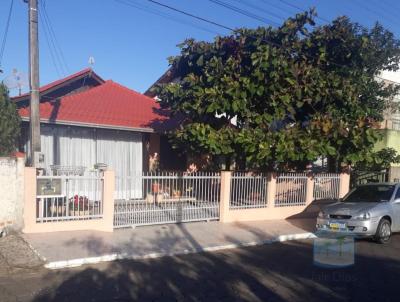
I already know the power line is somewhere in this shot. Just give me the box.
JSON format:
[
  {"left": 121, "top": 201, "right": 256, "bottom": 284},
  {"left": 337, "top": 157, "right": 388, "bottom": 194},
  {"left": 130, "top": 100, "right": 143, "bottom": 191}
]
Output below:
[
  {"left": 147, "top": 0, "right": 234, "bottom": 31},
  {"left": 39, "top": 6, "right": 65, "bottom": 76},
  {"left": 229, "top": 0, "right": 286, "bottom": 23},
  {"left": 41, "top": 4, "right": 69, "bottom": 73},
  {"left": 38, "top": 7, "right": 62, "bottom": 77},
  {"left": 258, "top": 0, "right": 297, "bottom": 15},
  {"left": 146, "top": 0, "right": 305, "bottom": 50},
  {"left": 208, "top": 0, "right": 280, "bottom": 27},
  {"left": 361, "top": 0, "right": 400, "bottom": 23},
  {"left": 40, "top": 2, "right": 70, "bottom": 74},
  {"left": 114, "top": 0, "right": 223, "bottom": 35},
  {"left": 146, "top": 0, "right": 389, "bottom": 73},
  {"left": 351, "top": 0, "right": 400, "bottom": 28},
  {"left": 276, "top": 0, "right": 330, "bottom": 23},
  {"left": 146, "top": 0, "right": 298, "bottom": 52},
  {"left": 257, "top": 0, "right": 319, "bottom": 23},
  {"left": 0, "top": 0, "right": 14, "bottom": 70},
  {"left": 278, "top": 0, "right": 307, "bottom": 13}
]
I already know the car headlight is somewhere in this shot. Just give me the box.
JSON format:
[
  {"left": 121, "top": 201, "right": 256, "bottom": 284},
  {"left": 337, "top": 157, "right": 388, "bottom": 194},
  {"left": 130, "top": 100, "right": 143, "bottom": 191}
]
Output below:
[
  {"left": 318, "top": 211, "right": 328, "bottom": 219},
  {"left": 353, "top": 212, "right": 371, "bottom": 220}
]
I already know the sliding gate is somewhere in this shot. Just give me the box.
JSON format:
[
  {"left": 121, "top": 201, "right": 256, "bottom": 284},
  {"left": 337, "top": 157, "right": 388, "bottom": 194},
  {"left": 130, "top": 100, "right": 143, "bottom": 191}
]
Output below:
[{"left": 113, "top": 172, "right": 221, "bottom": 228}]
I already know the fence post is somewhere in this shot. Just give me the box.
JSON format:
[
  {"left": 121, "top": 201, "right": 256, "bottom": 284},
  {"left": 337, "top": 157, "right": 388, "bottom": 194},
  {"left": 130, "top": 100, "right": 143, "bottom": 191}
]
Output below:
[
  {"left": 266, "top": 172, "right": 277, "bottom": 207},
  {"left": 23, "top": 167, "right": 37, "bottom": 233},
  {"left": 99, "top": 170, "right": 115, "bottom": 232},
  {"left": 219, "top": 171, "right": 231, "bottom": 223},
  {"left": 339, "top": 172, "right": 350, "bottom": 198},
  {"left": 305, "top": 172, "right": 314, "bottom": 205}
]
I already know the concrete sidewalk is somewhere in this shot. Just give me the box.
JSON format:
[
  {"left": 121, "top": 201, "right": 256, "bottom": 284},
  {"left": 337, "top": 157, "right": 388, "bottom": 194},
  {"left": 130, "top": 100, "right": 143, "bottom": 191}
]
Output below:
[{"left": 23, "top": 218, "right": 316, "bottom": 269}]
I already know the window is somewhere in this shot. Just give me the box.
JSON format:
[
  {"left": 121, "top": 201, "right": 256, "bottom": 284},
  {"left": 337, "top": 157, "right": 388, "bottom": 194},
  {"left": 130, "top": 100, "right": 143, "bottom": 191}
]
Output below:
[
  {"left": 343, "top": 185, "right": 395, "bottom": 203},
  {"left": 393, "top": 119, "right": 400, "bottom": 130}
]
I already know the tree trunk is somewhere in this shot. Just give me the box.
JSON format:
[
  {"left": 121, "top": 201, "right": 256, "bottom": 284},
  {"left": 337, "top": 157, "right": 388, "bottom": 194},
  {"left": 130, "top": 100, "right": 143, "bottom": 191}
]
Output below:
[{"left": 327, "top": 156, "right": 338, "bottom": 173}]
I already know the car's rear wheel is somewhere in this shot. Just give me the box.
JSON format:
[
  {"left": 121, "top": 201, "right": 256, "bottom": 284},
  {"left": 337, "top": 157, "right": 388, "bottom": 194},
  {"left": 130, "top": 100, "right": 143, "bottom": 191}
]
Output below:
[{"left": 375, "top": 218, "right": 391, "bottom": 244}]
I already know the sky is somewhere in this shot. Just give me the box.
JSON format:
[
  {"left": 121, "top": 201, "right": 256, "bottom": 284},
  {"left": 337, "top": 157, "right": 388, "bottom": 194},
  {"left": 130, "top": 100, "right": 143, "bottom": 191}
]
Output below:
[{"left": 1, "top": 0, "right": 400, "bottom": 95}]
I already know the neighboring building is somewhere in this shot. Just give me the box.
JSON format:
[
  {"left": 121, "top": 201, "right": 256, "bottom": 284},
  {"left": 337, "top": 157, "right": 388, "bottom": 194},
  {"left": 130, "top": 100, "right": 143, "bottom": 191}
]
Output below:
[
  {"left": 12, "top": 68, "right": 166, "bottom": 176},
  {"left": 376, "top": 70, "right": 400, "bottom": 164},
  {"left": 370, "top": 70, "right": 400, "bottom": 181}
]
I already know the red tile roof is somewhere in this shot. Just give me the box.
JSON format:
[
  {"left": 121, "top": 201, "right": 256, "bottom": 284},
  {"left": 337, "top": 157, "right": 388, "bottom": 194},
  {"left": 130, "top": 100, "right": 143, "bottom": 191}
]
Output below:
[{"left": 18, "top": 80, "right": 168, "bottom": 131}]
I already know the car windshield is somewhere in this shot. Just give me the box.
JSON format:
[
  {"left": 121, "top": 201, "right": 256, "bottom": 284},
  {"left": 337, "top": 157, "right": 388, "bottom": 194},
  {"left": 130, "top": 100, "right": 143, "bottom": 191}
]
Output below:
[{"left": 343, "top": 185, "right": 395, "bottom": 203}]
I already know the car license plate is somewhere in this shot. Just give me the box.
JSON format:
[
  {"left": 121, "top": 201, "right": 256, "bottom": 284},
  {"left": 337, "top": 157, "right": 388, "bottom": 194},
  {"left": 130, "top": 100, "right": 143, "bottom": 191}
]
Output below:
[{"left": 329, "top": 222, "right": 346, "bottom": 231}]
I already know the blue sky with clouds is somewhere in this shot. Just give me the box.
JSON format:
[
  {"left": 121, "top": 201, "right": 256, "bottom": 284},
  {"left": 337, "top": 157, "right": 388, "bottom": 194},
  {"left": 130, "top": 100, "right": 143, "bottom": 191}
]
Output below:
[{"left": 1, "top": 0, "right": 400, "bottom": 95}]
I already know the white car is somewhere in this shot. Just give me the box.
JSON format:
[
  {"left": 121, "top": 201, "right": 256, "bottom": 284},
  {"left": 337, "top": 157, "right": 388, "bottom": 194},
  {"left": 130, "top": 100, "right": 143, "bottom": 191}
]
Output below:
[{"left": 316, "top": 183, "right": 400, "bottom": 243}]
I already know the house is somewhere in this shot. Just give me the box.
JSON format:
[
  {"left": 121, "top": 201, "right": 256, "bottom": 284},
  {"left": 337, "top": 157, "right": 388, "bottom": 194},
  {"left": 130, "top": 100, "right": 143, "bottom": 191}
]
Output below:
[
  {"left": 12, "top": 68, "right": 166, "bottom": 177},
  {"left": 370, "top": 70, "right": 400, "bottom": 180}
]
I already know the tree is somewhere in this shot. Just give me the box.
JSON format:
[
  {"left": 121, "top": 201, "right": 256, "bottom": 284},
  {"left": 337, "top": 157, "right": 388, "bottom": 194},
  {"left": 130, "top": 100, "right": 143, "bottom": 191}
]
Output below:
[
  {"left": 0, "top": 83, "right": 21, "bottom": 156},
  {"left": 355, "top": 147, "right": 400, "bottom": 171},
  {"left": 155, "top": 11, "right": 400, "bottom": 171}
]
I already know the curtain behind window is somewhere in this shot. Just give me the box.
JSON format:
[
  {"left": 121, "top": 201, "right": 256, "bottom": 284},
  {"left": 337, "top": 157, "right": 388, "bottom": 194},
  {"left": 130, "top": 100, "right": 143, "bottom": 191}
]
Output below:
[
  {"left": 35, "top": 125, "right": 142, "bottom": 177},
  {"left": 26, "top": 124, "right": 143, "bottom": 199}
]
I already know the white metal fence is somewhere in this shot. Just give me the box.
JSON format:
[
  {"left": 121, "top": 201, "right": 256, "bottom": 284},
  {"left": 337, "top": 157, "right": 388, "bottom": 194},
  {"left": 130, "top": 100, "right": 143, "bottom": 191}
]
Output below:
[
  {"left": 114, "top": 172, "right": 221, "bottom": 228},
  {"left": 230, "top": 172, "right": 268, "bottom": 209},
  {"left": 36, "top": 175, "right": 103, "bottom": 223},
  {"left": 275, "top": 173, "right": 308, "bottom": 207},
  {"left": 31, "top": 169, "right": 343, "bottom": 229},
  {"left": 313, "top": 173, "right": 340, "bottom": 200}
]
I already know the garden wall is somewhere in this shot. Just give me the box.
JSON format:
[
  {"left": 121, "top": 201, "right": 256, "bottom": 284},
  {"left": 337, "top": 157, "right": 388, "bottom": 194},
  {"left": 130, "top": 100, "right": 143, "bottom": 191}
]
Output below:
[{"left": 0, "top": 154, "right": 25, "bottom": 231}]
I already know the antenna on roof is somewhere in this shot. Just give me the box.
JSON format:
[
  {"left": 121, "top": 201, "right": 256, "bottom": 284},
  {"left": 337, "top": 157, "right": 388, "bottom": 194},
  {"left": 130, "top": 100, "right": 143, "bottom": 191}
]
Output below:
[
  {"left": 3, "top": 68, "right": 29, "bottom": 96},
  {"left": 88, "top": 56, "right": 95, "bottom": 69}
]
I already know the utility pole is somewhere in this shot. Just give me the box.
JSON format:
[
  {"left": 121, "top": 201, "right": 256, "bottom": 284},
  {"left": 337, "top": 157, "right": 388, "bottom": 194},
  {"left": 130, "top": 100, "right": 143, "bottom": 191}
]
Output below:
[{"left": 28, "top": 0, "right": 41, "bottom": 166}]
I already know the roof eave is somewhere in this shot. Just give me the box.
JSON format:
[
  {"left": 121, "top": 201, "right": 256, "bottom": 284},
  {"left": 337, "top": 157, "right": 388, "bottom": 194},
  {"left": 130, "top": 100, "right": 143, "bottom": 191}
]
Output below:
[
  {"left": 144, "top": 67, "right": 176, "bottom": 97},
  {"left": 20, "top": 116, "right": 155, "bottom": 133}
]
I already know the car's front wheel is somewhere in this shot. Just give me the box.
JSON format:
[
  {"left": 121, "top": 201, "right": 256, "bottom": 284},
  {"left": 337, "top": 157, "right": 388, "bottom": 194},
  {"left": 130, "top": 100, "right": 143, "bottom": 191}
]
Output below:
[{"left": 375, "top": 218, "right": 391, "bottom": 244}]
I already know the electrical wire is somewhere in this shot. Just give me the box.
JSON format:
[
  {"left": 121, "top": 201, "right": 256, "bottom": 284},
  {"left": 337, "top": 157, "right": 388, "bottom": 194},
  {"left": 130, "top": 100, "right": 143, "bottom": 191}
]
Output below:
[
  {"left": 115, "top": 0, "right": 223, "bottom": 35},
  {"left": 145, "top": 0, "right": 298, "bottom": 52},
  {"left": 0, "top": 0, "right": 14, "bottom": 70},
  {"left": 39, "top": 6, "right": 65, "bottom": 76},
  {"left": 351, "top": 0, "right": 400, "bottom": 28},
  {"left": 276, "top": 0, "right": 330, "bottom": 23},
  {"left": 229, "top": 0, "right": 286, "bottom": 23},
  {"left": 145, "top": 1, "right": 314, "bottom": 52},
  {"left": 229, "top": 0, "right": 328, "bottom": 27},
  {"left": 147, "top": 0, "right": 234, "bottom": 31},
  {"left": 40, "top": 2, "right": 70, "bottom": 74},
  {"left": 38, "top": 8, "right": 62, "bottom": 77},
  {"left": 257, "top": 0, "right": 325, "bottom": 24},
  {"left": 257, "top": 0, "right": 298, "bottom": 15},
  {"left": 145, "top": 0, "right": 393, "bottom": 73},
  {"left": 208, "top": 0, "right": 281, "bottom": 26}
]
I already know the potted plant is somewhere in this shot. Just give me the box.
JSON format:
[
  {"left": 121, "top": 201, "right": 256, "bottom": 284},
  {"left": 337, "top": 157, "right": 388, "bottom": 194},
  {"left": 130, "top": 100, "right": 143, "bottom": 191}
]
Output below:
[{"left": 152, "top": 182, "right": 160, "bottom": 193}]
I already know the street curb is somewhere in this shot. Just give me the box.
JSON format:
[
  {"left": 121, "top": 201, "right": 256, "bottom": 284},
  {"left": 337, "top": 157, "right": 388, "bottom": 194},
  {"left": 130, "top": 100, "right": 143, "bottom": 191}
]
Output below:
[{"left": 44, "top": 232, "right": 317, "bottom": 270}]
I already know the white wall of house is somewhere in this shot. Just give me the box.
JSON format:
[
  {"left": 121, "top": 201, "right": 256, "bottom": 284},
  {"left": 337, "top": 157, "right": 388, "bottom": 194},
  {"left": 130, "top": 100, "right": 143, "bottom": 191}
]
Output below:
[
  {"left": 378, "top": 71, "right": 400, "bottom": 129},
  {"left": 380, "top": 70, "right": 400, "bottom": 83}
]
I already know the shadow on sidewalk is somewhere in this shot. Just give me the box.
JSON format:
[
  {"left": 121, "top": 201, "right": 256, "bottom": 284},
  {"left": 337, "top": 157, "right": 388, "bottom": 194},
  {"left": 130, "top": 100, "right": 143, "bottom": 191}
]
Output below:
[{"left": 286, "top": 199, "right": 337, "bottom": 232}]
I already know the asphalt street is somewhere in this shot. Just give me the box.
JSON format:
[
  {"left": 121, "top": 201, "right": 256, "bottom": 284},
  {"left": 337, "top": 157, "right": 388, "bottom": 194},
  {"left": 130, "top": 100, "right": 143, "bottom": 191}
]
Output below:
[{"left": 1, "top": 234, "right": 400, "bottom": 302}]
